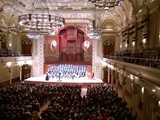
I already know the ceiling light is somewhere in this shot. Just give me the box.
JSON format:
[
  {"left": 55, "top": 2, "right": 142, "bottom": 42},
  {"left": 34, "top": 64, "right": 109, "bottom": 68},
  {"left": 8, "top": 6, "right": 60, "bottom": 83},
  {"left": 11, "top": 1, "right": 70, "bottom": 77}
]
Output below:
[
  {"left": 88, "top": 20, "right": 102, "bottom": 40},
  {"left": 7, "top": 26, "right": 23, "bottom": 34},
  {"left": 88, "top": 0, "right": 123, "bottom": 10},
  {"left": 18, "top": 1, "right": 65, "bottom": 36}
]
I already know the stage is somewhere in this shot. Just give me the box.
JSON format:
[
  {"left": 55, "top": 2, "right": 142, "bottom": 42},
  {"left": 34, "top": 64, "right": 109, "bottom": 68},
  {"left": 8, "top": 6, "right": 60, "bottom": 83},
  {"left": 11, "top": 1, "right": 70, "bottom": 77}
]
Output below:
[{"left": 24, "top": 75, "right": 104, "bottom": 88}]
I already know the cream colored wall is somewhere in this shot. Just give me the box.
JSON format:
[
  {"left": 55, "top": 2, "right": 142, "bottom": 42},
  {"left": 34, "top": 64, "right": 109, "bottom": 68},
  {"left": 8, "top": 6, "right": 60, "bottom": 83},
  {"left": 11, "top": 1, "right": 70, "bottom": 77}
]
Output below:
[
  {"left": 12, "top": 66, "right": 19, "bottom": 79},
  {"left": 0, "top": 63, "right": 19, "bottom": 83},
  {"left": 0, "top": 12, "right": 21, "bottom": 83},
  {"left": 148, "top": 10, "right": 160, "bottom": 47},
  {"left": 0, "top": 66, "right": 9, "bottom": 83},
  {"left": 115, "top": 35, "right": 121, "bottom": 52}
]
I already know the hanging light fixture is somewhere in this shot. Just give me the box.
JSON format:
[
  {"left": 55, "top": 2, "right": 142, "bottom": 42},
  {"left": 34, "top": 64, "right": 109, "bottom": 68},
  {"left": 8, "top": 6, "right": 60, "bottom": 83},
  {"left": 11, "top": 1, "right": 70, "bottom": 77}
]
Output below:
[
  {"left": 18, "top": 0, "right": 65, "bottom": 36},
  {"left": 27, "top": 33, "right": 41, "bottom": 39},
  {"left": 88, "top": 27, "right": 101, "bottom": 40},
  {"left": 88, "top": 19, "right": 102, "bottom": 40},
  {"left": 88, "top": 0, "right": 123, "bottom": 10},
  {"left": 6, "top": 14, "right": 24, "bottom": 34},
  {"left": 7, "top": 26, "right": 23, "bottom": 34}
]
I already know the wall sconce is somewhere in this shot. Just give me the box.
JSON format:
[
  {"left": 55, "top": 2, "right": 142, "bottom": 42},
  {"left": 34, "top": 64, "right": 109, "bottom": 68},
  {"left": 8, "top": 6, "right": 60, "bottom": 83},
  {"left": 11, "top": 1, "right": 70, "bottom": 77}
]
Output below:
[
  {"left": 158, "top": 101, "right": 160, "bottom": 107},
  {"left": 141, "top": 87, "right": 144, "bottom": 93},
  {"left": 135, "top": 76, "right": 138, "bottom": 79},
  {"left": 142, "top": 38, "right": 146, "bottom": 44},
  {"left": 132, "top": 41, "right": 135, "bottom": 46},
  {"left": 6, "top": 62, "right": 12, "bottom": 68},
  {"left": 125, "top": 43, "right": 128, "bottom": 48},
  {"left": 18, "top": 61, "right": 25, "bottom": 82},
  {"left": 120, "top": 44, "right": 122, "bottom": 49},
  {"left": 130, "top": 74, "right": 134, "bottom": 80},
  {"left": 152, "top": 89, "right": 156, "bottom": 92},
  {"left": 6, "top": 62, "right": 12, "bottom": 84},
  {"left": 9, "top": 43, "right": 12, "bottom": 47}
]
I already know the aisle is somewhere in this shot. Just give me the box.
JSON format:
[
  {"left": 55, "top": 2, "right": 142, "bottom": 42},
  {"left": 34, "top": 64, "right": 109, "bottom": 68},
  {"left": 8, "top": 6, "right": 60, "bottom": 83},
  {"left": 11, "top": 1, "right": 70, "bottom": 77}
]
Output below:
[
  {"left": 38, "top": 101, "right": 50, "bottom": 117},
  {"left": 81, "top": 88, "right": 87, "bottom": 97}
]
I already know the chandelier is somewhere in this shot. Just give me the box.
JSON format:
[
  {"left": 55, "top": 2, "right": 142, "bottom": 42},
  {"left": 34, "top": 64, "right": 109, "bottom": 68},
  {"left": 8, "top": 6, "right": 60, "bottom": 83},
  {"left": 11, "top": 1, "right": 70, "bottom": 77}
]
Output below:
[
  {"left": 7, "top": 26, "right": 23, "bottom": 34},
  {"left": 88, "top": 20, "right": 102, "bottom": 40},
  {"left": 88, "top": 0, "right": 123, "bottom": 10},
  {"left": 88, "top": 27, "right": 101, "bottom": 40},
  {"left": 27, "top": 33, "right": 41, "bottom": 39},
  {"left": 18, "top": 0, "right": 65, "bottom": 35}
]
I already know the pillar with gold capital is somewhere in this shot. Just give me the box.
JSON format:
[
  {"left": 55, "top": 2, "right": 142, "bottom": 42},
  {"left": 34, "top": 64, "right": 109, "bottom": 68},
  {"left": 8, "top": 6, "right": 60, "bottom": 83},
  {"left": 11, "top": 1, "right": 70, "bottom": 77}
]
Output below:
[
  {"left": 111, "top": 69, "right": 115, "bottom": 87},
  {"left": 150, "top": 95, "right": 158, "bottom": 120},
  {"left": 115, "top": 70, "right": 119, "bottom": 92},
  {"left": 131, "top": 81, "right": 138, "bottom": 117},
  {"left": 108, "top": 67, "right": 110, "bottom": 84},
  {"left": 122, "top": 76, "right": 126, "bottom": 99},
  {"left": 121, "top": 67, "right": 126, "bottom": 99}
]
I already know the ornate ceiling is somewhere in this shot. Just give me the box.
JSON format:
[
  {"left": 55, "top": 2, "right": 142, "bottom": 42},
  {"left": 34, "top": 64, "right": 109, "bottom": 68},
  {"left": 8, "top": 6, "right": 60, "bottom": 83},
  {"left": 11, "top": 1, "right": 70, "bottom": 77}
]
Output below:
[{"left": 0, "top": 0, "right": 156, "bottom": 32}]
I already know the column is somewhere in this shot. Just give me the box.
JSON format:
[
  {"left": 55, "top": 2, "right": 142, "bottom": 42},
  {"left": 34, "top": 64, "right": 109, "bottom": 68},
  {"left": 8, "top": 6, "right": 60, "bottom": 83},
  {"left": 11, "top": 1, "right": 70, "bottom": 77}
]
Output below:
[
  {"left": 151, "top": 96, "right": 158, "bottom": 120},
  {"left": 122, "top": 78, "right": 126, "bottom": 99},
  {"left": 18, "top": 61, "right": 25, "bottom": 82},
  {"left": 115, "top": 33, "right": 121, "bottom": 52},
  {"left": 31, "top": 36, "right": 44, "bottom": 77},
  {"left": 19, "top": 66, "right": 22, "bottom": 82},
  {"left": 122, "top": 69, "right": 126, "bottom": 99},
  {"left": 8, "top": 67, "right": 12, "bottom": 85},
  {"left": 7, "top": 33, "right": 12, "bottom": 50},
  {"left": 108, "top": 67, "right": 110, "bottom": 84},
  {"left": 0, "top": 30, "right": 2, "bottom": 49},
  {"left": 0, "top": 39, "right": 1, "bottom": 49},
  {"left": 6, "top": 62, "right": 12, "bottom": 84},
  {"left": 111, "top": 69, "right": 115, "bottom": 87},
  {"left": 115, "top": 71, "right": 119, "bottom": 92},
  {"left": 92, "top": 40, "right": 96, "bottom": 77},
  {"left": 131, "top": 82, "right": 138, "bottom": 117},
  {"left": 16, "top": 34, "right": 21, "bottom": 54}
]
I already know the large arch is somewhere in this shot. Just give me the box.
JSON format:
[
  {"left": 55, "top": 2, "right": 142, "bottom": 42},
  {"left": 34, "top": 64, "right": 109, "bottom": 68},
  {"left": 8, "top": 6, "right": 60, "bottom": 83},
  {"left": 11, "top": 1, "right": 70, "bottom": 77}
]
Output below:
[
  {"left": 101, "top": 20, "right": 118, "bottom": 57},
  {"left": 59, "top": 26, "right": 85, "bottom": 62}
]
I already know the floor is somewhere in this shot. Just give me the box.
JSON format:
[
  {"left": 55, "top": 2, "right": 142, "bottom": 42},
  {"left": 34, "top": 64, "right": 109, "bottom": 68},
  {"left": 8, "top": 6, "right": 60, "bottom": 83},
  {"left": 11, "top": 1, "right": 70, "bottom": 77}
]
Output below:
[
  {"left": 81, "top": 88, "right": 87, "bottom": 97},
  {"left": 25, "top": 75, "right": 103, "bottom": 83}
]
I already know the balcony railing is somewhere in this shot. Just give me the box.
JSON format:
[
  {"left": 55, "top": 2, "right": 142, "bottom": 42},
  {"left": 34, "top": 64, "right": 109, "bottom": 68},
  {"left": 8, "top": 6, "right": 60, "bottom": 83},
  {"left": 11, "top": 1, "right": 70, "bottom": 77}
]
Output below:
[{"left": 104, "top": 50, "right": 160, "bottom": 69}]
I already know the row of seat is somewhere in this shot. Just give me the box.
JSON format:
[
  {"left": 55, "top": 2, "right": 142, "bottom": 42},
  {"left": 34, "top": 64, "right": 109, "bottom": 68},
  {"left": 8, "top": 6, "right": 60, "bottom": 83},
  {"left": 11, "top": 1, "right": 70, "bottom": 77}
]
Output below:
[
  {"left": 0, "top": 83, "right": 135, "bottom": 120},
  {"left": 106, "top": 50, "right": 160, "bottom": 68}
]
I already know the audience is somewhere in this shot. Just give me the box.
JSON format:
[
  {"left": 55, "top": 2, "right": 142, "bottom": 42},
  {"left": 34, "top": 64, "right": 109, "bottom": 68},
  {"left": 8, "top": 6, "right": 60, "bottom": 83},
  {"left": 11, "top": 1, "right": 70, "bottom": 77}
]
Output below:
[
  {"left": 0, "top": 83, "right": 47, "bottom": 120},
  {"left": 0, "top": 83, "right": 136, "bottom": 120},
  {"left": 0, "top": 48, "right": 21, "bottom": 57}
]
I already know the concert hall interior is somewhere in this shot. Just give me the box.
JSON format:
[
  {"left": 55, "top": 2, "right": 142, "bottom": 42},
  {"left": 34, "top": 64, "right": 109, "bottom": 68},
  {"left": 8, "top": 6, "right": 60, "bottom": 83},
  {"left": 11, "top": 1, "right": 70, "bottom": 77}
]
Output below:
[{"left": 0, "top": 0, "right": 160, "bottom": 120}]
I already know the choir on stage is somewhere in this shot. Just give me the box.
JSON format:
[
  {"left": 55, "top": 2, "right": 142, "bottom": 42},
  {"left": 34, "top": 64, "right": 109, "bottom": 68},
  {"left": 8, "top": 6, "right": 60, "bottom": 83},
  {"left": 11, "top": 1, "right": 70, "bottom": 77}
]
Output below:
[{"left": 46, "top": 64, "right": 86, "bottom": 80}]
